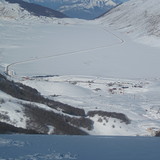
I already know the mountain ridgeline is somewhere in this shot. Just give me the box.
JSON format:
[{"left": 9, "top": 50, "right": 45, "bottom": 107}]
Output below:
[
  {"left": 4, "top": 0, "right": 68, "bottom": 18},
  {"left": 23, "top": 0, "right": 129, "bottom": 19}
]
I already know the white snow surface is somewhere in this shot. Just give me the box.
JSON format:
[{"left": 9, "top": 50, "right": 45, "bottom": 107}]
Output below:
[
  {"left": 98, "top": 0, "right": 160, "bottom": 47},
  {"left": 1, "top": 0, "right": 160, "bottom": 136},
  {"left": 2, "top": 21, "right": 160, "bottom": 79},
  {"left": 22, "top": 75, "right": 160, "bottom": 136},
  {"left": 25, "top": 0, "right": 117, "bottom": 10},
  {"left": 59, "top": 0, "right": 117, "bottom": 10},
  {"left": 0, "top": 91, "right": 27, "bottom": 128},
  {"left": 0, "top": 0, "right": 32, "bottom": 20}
]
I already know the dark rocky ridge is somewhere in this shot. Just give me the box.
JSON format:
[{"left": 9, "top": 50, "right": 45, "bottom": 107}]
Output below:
[{"left": 0, "top": 121, "right": 39, "bottom": 134}]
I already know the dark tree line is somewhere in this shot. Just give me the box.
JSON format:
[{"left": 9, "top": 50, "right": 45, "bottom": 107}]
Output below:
[
  {"left": 0, "top": 73, "right": 92, "bottom": 135},
  {"left": 0, "top": 121, "right": 39, "bottom": 134},
  {"left": 0, "top": 74, "right": 85, "bottom": 117},
  {"left": 24, "top": 103, "right": 92, "bottom": 135},
  {"left": 87, "top": 110, "right": 131, "bottom": 124}
]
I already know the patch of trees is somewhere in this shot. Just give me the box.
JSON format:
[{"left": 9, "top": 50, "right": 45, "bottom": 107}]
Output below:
[
  {"left": 32, "top": 75, "right": 59, "bottom": 78},
  {"left": 23, "top": 103, "right": 92, "bottom": 135},
  {"left": 87, "top": 110, "right": 131, "bottom": 124},
  {"left": 155, "top": 131, "right": 160, "bottom": 137},
  {"left": 0, "top": 74, "right": 85, "bottom": 117},
  {"left": 64, "top": 117, "right": 93, "bottom": 131},
  {"left": 0, "top": 74, "right": 91, "bottom": 135},
  {"left": 46, "top": 102, "right": 85, "bottom": 117},
  {"left": 0, "top": 121, "right": 38, "bottom": 134},
  {"left": 0, "top": 73, "right": 44, "bottom": 102},
  {"left": 0, "top": 113, "right": 10, "bottom": 122}
]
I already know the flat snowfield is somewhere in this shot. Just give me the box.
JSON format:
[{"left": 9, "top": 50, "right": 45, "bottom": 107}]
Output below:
[
  {"left": 0, "top": 135, "right": 160, "bottom": 160},
  {"left": 1, "top": 20, "right": 160, "bottom": 79}
]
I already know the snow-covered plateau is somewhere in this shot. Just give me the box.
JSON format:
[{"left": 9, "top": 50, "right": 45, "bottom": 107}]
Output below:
[{"left": 0, "top": 0, "right": 160, "bottom": 137}]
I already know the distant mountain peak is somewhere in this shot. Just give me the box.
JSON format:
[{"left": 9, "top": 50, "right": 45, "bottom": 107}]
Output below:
[{"left": 23, "top": 0, "right": 128, "bottom": 19}]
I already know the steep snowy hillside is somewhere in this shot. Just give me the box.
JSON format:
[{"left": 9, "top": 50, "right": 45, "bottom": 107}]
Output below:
[
  {"left": 99, "top": 0, "right": 160, "bottom": 47},
  {"left": 0, "top": 0, "right": 31, "bottom": 19},
  {"left": 24, "top": 0, "right": 121, "bottom": 19},
  {"left": 0, "top": 73, "right": 92, "bottom": 135},
  {"left": 0, "top": 0, "right": 67, "bottom": 19}
]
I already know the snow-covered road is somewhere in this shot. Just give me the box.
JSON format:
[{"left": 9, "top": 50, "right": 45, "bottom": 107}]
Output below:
[
  {"left": 4, "top": 23, "right": 125, "bottom": 77},
  {"left": 0, "top": 20, "right": 159, "bottom": 79}
]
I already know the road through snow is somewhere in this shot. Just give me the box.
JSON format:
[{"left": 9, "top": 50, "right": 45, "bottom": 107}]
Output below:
[
  {"left": 6, "top": 25, "right": 125, "bottom": 77},
  {"left": 2, "top": 20, "right": 160, "bottom": 79}
]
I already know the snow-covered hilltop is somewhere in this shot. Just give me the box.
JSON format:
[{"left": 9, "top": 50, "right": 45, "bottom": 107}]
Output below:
[
  {"left": 0, "top": 0, "right": 31, "bottom": 19},
  {"left": 98, "top": 0, "right": 160, "bottom": 46},
  {"left": 24, "top": 0, "right": 126, "bottom": 19},
  {"left": 0, "top": 0, "right": 67, "bottom": 20}
]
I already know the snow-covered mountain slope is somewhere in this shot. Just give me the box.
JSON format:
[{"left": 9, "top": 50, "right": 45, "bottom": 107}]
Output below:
[
  {"left": 0, "top": 73, "right": 93, "bottom": 135},
  {"left": 2, "top": 72, "right": 142, "bottom": 136},
  {"left": 1, "top": 0, "right": 160, "bottom": 136},
  {"left": 1, "top": 72, "right": 160, "bottom": 136},
  {"left": 98, "top": 0, "right": 160, "bottom": 47},
  {"left": 1, "top": 13, "right": 160, "bottom": 136},
  {"left": 21, "top": 75, "right": 160, "bottom": 136},
  {"left": 0, "top": 0, "right": 31, "bottom": 19},
  {"left": 24, "top": 0, "right": 125, "bottom": 19},
  {"left": 0, "top": 0, "right": 67, "bottom": 20}
]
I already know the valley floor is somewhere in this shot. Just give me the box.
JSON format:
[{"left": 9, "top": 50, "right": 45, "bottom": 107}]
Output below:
[{"left": 0, "top": 18, "right": 160, "bottom": 136}]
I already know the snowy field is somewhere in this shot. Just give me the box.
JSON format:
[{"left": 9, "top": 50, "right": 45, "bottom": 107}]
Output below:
[
  {"left": 1, "top": 17, "right": 160, "bottom": 136},
  {"left": 0, "top": 135, "right": 160, "bottom": 160},
  {"left": 21, "top": 75, "right": 160, "bottom": 136},
  {"left": 1, "top": 0, "right": 160, "bottom": 159},
  {"left": 1, "top": 19, "right": 160, "bottom": 79}
]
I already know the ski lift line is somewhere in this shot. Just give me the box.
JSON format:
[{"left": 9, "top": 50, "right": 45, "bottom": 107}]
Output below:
[{"left": 6, "top": 26, "right": 125, "bottom": 77}]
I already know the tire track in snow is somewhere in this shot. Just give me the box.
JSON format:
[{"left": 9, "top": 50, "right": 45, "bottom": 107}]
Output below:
[{"left": 6, "top": 25, "right": 125, "bottom": 77}]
